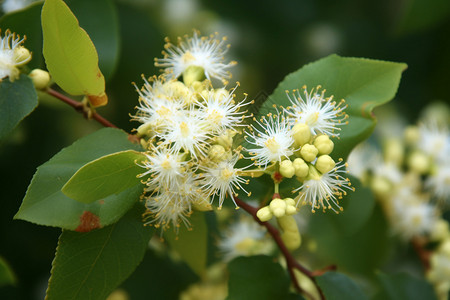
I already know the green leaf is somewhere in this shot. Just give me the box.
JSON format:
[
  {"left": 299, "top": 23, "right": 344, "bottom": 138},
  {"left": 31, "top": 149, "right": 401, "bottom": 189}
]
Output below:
[
  {"left": 0, "top": 75, "right": 38, "bottom": 140},
  {"left": 0, "top": 1, "right": 44, "bottom": 70},
  {"left": 15, "top": 128, "right": 143, "bottom": 230},
  {"left": 41, "top": 0, "right": 107, "bottom": 106},
  {"left": 62, "top": 150, "right": 146, "bottom": 204},
  {"left": 374, "top": 272, "right": 437, "bottom": 300},
  {"left": 316, "top": 271, "right": 367, "bottom": 300},
  {"left": 260, "top": 54, "right": 407, "bottom": 159},
  {"left": 307, "top": 195, "right": 390, "bottom": 275},
  {"left": 45, "top": 203, "right": 153, "bottom": 300},
  {"left": 66, "top": 0, "right": 120, "bottom": 81},
  {"left": 0, "top": 256, "right": 16, "bottom": 287},
  {"left": 165, "top": 212, "right": 208, "bottom": 276},
  {"left": 227, "top": 255, "right": 290, "bottom": 300}
]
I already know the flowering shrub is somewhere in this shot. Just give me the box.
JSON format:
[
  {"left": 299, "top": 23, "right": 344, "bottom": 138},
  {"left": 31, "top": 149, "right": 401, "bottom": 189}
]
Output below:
[{"left": 2, "top": 0, "right": 449, "bottom": 300}]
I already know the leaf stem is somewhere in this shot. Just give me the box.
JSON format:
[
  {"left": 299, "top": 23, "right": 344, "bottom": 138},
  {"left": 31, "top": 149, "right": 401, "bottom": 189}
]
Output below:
[
  {"left": 235, "top": 197, "right": 326, "bottom": 300},
  {"left": 46, "top": 88, "right": 118, "bottom": 129}
]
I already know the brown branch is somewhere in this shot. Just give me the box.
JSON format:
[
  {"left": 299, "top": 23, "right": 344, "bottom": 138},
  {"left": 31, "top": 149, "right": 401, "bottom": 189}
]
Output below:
[
  {"left": 46, "top": 88, "right": 118, "bottom": 129},
  {"left": 235, "top": 197, "right": 326, "bottom": 300},
  {"left": 412, "top": 237, "right": 431, "bottom": 271}
]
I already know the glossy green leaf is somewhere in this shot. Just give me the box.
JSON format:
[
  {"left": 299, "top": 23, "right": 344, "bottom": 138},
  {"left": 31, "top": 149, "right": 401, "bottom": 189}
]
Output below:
[
  {"left": 227, "top": 255, "right": 290, "bottom": 300},
  {"left": 165, "top": 212, "right": 208, "bottom": 276},
  {"left": 0, "top": 75, "right": 38, "bottom": 140},
  {"left": 66, "top": 0, "right": 120, "bottom": 81},
  {"left": 0, "top": 1, "right": 44, "bottom": 69},
  {"left": 374, "top": 272, "right": 437, "bottom": 300},
  {"left": 62, "top": 150, "right": 146, "bottom": 204},
  {"left": 259, "top": 54, "right": 407, "bottom": 159},
  {"left": 316, "top": 271, "right": 367, "bottom": 300},
  {"left": 0, "top": 256, "right": 16, "bottom": 287},
  {"left": 15, "top": 128, "right": 143, "bottom": 230},
  {"left": 45, "top": 203, "right": 153, "bottom": 300},
  {"left": 307, "top": 195, "right": 390, "bottom": 275},
  {"left": 41, "top": 0, "right": 107, "bottom": 106}
]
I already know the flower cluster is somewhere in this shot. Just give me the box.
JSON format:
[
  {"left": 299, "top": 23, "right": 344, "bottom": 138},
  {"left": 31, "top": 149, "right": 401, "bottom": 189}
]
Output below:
[
  {"left": 347, "top": 103, "right": 450, "bottom": 297},
  {"left": 134, "top": 31, "right": 251, "bottom": 230},
  {"left": 0, "top": 29, "right": 31, "bottom": 81},
  {"left": 247, "top": 86, "right": 353, "bottom": 214}
]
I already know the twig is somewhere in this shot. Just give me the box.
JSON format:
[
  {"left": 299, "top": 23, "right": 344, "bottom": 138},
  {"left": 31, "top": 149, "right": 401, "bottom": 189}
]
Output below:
[
  {"left": 235, "top": 197, "right": 326, "bottom": 300},
  {"left": 46, "top": 88, "right": 118, "bottom": 129},
  {"left": 412, "top": 237, "right": 431, "bottom": 271}
]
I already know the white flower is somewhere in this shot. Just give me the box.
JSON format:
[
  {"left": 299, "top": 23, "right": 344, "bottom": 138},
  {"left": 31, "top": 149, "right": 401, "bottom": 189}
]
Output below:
[
  {"left": 2, "top": 0, "right": 36, "bottom": 13},
  {"left": 137, "top": 147, "right": 188, "bottom": 190},
  {"left": 391, "top": 201, "right": 437, "bottom": 240},
  {"left": 286, "top": 86, "right": 348, "bottom": 137},
  {"left": 155, "top": 31, "right": 236, "bottom": 83},
  {"left": 0, "top": 29, "right": 31, "bottom": 81},
  {"left": 200, "top": 155, "right": 249, "bottom": 208},
  {"left": 245, "top": 112, "right": 294, "bottom": 167},
  {"left": 132, "top": 76, "right": 184, "bottom": 130},
  {"left": 218, "top": 216, "right": 274, "bottom": 262},
  {"left": 294, "top": 160, "right": 354, "bottom": 213},
  {"left": 417, "top": 121, "right": 449, "bottom": 163},
  {"left": 158, "top": 111, "right": 211, "bottom": 159},
  {"left": 346, "top": 142, "right": 378, "bottom": 179},
  {"left": 197, "top": 84, "right": 250, "bottom": 133},
  {"left": 426, "top": 161, "right": 450, "bottom": 201}
]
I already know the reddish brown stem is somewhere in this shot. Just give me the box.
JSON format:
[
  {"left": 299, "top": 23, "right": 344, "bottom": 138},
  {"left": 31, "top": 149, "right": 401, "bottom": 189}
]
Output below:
[
  {"left": 235, "top": 197, "right": 326, "bottom": 300},
  {"left": 412, "top": 237, "right": 431, "bottom": 271},
  {"left": 46, "top": 88, "right": 118, "bottom": 129}
]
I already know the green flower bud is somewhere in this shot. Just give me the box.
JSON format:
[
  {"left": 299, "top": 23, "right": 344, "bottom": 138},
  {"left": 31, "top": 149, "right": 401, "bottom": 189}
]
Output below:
[
  {"left": 182, "top": 65, "right": 206, "bottom": 86},
  {"left": 285, "top": 205, "right": 297, "bottom": 216},
  {"left": 292, "top": 123, "right": 311, "bottom": 146},
  {"left": 29, "top": 69, "right": 51, "bottom": 90},
  {"left": 278, "top": 215, "right": 301, "bottom": 250},
  {"left": 136, "top": 122, "right": 154, "bottom": 138},
  {"left": 384, "top": 138, "right": 404, "bottom": 166},
  {"left": 284, "top": 197, "right": 295, "bottom": 207},
  {"left": 256, "top": 206, "right": 273, "bottom": 222},
  {"left": 315, "top": 155, "right": 336, "bottom": 174},
  {"left": 269, "top": 198, "right": 286, "bottom": 218},
  {"left": 313, "top": 135, "right": 334, "bottom": 155},
  {"left": 404, "top": 125, "right": 420, "bottom": 145},
  {"left": 279, "top": 160, "right": 295, "bottom": 178},
  {"left": 13, "top": 46, "right": 32, "bottom": 66},
  {"left": 293, "top": 158, "right": 309, "bottom": 178},
  {"left": 300, "top": 144, "right": 318, "bottom": 162},
  {"left": 408, "top": 151, "right": 430, "bottom": 174},
  {"left": 214, "top": 88, "right": 230, "bottom": 101},
  {"left": 208, "top": 144, "right": 229, "bottom": 163}
]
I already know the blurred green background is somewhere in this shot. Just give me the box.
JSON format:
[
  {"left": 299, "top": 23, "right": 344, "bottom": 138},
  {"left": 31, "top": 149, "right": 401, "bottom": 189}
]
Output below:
[{"left": 0, "top": 0, "right": 449, "bottom": 299}]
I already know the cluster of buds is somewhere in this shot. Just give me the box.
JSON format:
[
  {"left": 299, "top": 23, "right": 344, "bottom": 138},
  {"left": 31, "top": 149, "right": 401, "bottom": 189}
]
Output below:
[
  {"left": 246, "top": 86, "right": 353, "bottom": 213},
  {"left": 134, "top": 31, "right": 252, "bottom": 230}
]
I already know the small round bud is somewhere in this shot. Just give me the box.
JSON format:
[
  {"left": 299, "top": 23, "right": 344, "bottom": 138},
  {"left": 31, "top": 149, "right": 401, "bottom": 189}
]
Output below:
[
  {"left": 285, "top": 205, "right": 297, "bottom": 216},
  {"left": 192, "top": 200, "right": 212, "bottom": 211},
  {"left": 292, "top": 123, "right": 311, "bottom": 146},
  {"left": 384, "top": 139, "right": 404, "bottom": 166},
  {"left": 216, "top": 131, "right": 235, "bottom": 150},
  {"left": 404, "top": 125, "right": 420, "bottom": 145},
  {"left": 306, "top": 165, "right": 321, "bottom": 180},
  {"left": 281, "top": 230, "right": 301, "bottom": 250},
  {"left": 256, "top": 206, "right": 273, "bottom": 222},
  {"left": 284, "top": 197, "right": 296, "bottom": 207},
  {"left": 370, "top": 176, "right": 391, "bottom": 199},
  {"left": 208, "top": 145, "right": 227, "bottom": 163},
  {"left": 313, "top": 135, "right": 334, "bottom": 155},
  {"left": 270, "top": 198, "right": 286, "bottom": 218},
  {"left": 182, "top": 65, "right": 206, "bottom": 86},
  {"left": 300, "top": 144, "right": 318, "bottom": 162},
  {"left": 279, "top": 160, "right": 295, "bottom": 178},
  {"left": 214, "top": 88, "right": 230, "bottom": 101},
  {"left": 293, "top": 158, "right": 309, "bottom": 178},
  {"left": 315, "top": 155, "right": 336, "bottom": 174},
  {"left": 136, "top": 122, "right": 154, "bottom": 138},
  {"left": 14, "top": 46, "right": 32, "bottom": 66},
  {"left": 430, "top": 219, "right": 450, "bottom": 242},
  {"left": 408, "top": 151, "right": 430, "bottom": 174},
  {"left": 29, "top": 69, "right": 51, "bottom": 90},
  {"left": 163, "top": 80, "right": 193, "bottom": 103}
]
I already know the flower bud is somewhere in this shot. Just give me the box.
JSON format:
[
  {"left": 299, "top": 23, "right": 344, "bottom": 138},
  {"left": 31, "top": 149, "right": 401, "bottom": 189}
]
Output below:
[
  {"left": 136, "top": 122, "right": 154, "bottom": 138},
  {"left": 313, "top": 135, "right": 334, "bottom": 155},
  {"left": 29, "top": 69, "right": 51, "bottom": 90},
  {"left": 214, "top": 88, "right": 230, "bottom": 101},
  {"left": 278, "top": 215, "right": 301, "bottom": 250},
  {"left": 370, "top": 176, "right": 392, "bottom": 199},
  {"left": 269, "top": 198, "right": 286, "bottom": 218},
  {"left": 279, "top": 160, "right": 295, "bottom": 178},
  {"left": 408, "top": 151, "right": 430, "bottom": 174},
  {"left": 256, "top": 206, "right": 273, "bottom": 222},
  {"left": 208, "top": 144, "right": 228, "bottom": 163},
  {"left": 430, "top": 219, "right": 450, "bottom": 242},
  {"left": 163, "top": 80, "right": 193, "bottom": 103},
  {"left": 182, "top": 65, "right": 206, "bottom": 86},
  {"left": 293, "top": 158, "right": 309, "bottom": 178},
  {"left": 216, "top": 130, "right": 235, "bottom": 150},
  {"left": 291, "top": 123, "right": 311, "bottom": 146},
  {"left": 384, "top": 139, "right": 404, "bottom": 166},
  {"left": 300, "top": 144, "right": 318, "bottom": 162},
  {"left": 315, "top": 155, "right": 336, "bottom": 174},
  {"left": 404, "top": 125, "right": 420, "bottom": 145},
  {"left": 285, "top": 204, "right": 297, "bottom": 216},
  {"left": 284, "top": 198, "right": 296, "bottom": 207},
  {"left": 13, "top": 46, "right": 32, "bottom": 66},
  {"left": 192, "top": 199, "right": 213, "bottom": 211}
]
